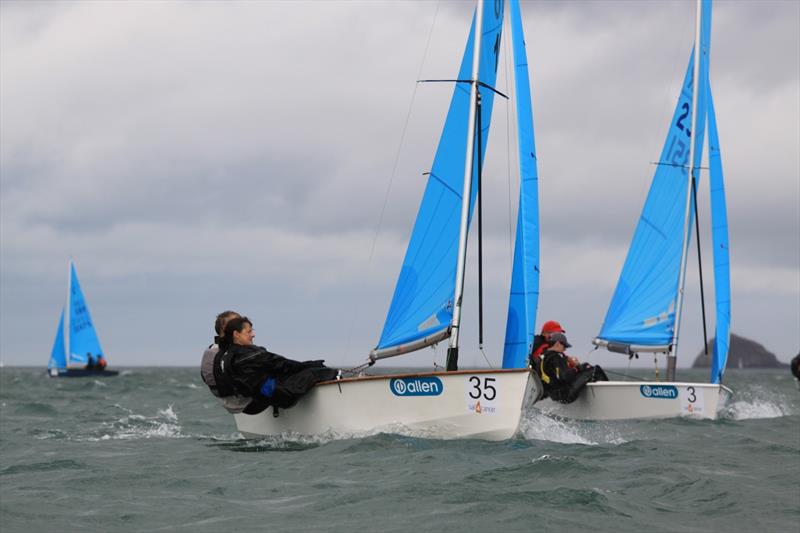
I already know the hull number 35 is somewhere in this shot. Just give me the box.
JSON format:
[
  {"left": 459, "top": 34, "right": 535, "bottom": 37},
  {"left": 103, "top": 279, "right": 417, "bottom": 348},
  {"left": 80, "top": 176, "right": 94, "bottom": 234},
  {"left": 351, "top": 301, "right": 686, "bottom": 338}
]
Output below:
[{"left": 468, "top": 376, "right": 497, "bottom": 401}]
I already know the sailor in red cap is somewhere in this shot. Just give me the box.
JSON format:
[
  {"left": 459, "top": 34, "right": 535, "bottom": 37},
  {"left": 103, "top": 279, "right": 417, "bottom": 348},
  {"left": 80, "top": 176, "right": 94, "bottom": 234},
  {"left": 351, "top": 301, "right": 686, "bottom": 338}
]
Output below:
[{"left": 528, "top": 320, "right": 566, "bottom": 368}]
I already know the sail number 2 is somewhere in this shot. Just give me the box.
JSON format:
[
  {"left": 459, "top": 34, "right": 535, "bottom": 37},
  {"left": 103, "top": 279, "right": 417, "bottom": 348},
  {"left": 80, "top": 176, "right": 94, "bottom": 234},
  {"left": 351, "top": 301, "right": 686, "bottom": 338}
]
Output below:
[
  {"left": 666, "top": 100, "right": 693, "bottom": 175},
  {"left": 468, "top": 376, "right": 497, "bottom": 401}
]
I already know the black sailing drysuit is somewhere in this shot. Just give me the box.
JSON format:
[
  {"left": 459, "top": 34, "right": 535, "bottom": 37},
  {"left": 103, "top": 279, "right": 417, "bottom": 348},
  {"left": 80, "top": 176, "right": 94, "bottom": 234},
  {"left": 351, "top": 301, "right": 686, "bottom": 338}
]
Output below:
[
  {"left": 538, "top": 349, "right": 608, "bottom": 403},
  {"left": 213, "top": 343, "right": 338, "bottom": 415}
]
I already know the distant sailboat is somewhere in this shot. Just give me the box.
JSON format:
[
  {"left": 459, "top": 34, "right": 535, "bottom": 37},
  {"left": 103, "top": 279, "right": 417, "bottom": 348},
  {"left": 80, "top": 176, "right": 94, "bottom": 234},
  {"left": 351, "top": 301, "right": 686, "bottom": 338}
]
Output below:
[
  {"left": 539, "top": 0, "right": 731, "bottom": 420},
  {"left": 48, "top": 261, "right": 117, "bottom": 377},
  {"left": 233, "top": 0, "right": 543, "bottom": 440}
]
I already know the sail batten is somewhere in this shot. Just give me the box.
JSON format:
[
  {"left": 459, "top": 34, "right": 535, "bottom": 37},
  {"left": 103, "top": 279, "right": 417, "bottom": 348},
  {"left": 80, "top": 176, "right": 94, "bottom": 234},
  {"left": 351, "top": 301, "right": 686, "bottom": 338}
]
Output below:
[{"left": 502, "top": 0, "right": 540, "bottom": 369}]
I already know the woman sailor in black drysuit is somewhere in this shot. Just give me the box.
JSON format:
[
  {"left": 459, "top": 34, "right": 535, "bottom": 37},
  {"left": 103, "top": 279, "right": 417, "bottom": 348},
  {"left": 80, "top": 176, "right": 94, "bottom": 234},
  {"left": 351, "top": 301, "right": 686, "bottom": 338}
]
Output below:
[{"left": 213, "top": 316, "right": 339, "bottom": 416}]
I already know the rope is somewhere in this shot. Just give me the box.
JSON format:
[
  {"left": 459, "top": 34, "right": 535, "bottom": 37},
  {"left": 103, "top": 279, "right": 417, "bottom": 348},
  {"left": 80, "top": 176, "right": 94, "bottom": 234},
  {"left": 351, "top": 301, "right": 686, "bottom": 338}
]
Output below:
[
  {"left": 338, "top": 359, "right": 375, "bottom": 378},
  {"left": 479, "top": 346, "right": 493, "bottom": 369}
]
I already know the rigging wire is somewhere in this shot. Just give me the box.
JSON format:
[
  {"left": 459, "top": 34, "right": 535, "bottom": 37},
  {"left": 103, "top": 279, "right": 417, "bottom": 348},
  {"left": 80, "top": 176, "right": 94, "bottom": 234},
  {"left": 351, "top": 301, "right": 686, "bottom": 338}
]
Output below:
[
  {"left": 479, "top": 346, "right": 494, "bottom": 369},
  {"left": 343, "top": 1, "right": 442, "bottom": 361}
]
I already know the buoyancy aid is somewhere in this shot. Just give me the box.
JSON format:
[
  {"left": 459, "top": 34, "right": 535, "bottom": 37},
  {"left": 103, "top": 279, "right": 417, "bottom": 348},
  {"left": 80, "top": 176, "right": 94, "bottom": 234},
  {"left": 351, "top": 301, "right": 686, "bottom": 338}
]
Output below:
[
  {"left": 538, "top": 356, "right": 551, "bottom": 384},
  {"left": 529, "top": 334, "right": 551, "bottom": 368}
]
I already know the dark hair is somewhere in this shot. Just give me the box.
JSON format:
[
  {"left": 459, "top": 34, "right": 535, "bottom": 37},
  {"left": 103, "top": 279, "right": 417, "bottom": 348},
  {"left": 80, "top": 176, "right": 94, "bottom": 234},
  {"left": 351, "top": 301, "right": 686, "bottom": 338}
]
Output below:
[
  {"left": 215, "top": 310, "right": 240, "bottom": 335},
  {"left": 219, "top": 316, "right": 253, "bottom": 350}
]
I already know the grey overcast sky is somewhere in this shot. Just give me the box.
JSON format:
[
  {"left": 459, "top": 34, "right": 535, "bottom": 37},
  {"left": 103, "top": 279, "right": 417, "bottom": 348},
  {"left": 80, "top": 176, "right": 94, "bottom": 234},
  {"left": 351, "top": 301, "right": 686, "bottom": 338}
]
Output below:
[{"left": 1, "top": 0, "right": 798, "bottom": 369}]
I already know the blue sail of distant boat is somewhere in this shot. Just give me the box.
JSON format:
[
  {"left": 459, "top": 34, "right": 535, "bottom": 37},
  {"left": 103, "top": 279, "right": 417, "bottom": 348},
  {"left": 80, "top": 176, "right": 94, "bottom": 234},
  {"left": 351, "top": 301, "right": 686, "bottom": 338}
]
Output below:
[
  {"left": 598, "top": 0, "right": 715, "bottom": 352},
  {"left": 502, "top": 0, "right": 539, "bottom": 368},
  {"left": 596, "top": 52, "right": 699, "bottom": 348},
  {"left": 67, "top": 263, "right": 103, "bottom": 365},
  {"left": 48, "top": 309, "right": 67, "bottom": 369},
  {"left": 707, "top": 91, "right": 730, "bottom": 383},
  {"left": 376, "top": 2, "right": 504, "bottom": 353}
]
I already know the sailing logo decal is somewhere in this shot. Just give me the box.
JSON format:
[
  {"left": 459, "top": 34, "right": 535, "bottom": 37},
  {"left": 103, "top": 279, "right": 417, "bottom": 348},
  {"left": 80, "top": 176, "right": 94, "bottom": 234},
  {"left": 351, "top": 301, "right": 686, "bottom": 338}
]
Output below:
[
  {"left": 466, "top": 376, "right": 498, "bottom": 415},
  {"left": 390, "top": 377, "right": 443, "bottom": 397},
  {"left": 640, "top": 385, "right": 678, "bottom": 399}
]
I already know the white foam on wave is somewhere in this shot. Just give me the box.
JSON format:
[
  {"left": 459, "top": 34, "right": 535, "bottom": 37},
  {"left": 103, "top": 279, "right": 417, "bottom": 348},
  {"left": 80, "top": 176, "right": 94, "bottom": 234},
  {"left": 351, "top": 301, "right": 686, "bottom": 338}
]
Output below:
[
  {"left": 519, "top": 412, "right": 597, "bottom": 445},
  {"left": 268, "top": 423, "right": 441, "bottom": 446},
  {"left": 158, "top": 405, "right": 178, "bottom": 422},
  {"left": 519, "top": 410, "right": 629, "bottom": 446},
  {"left": 88, "top": 403, "right": 185, "bottom": 441},
  {"left": 722, "top": 385, "right": 793, "bottom": 420},
  {"left": 227, "top": 421, "right": 485, "bottom": 448}
]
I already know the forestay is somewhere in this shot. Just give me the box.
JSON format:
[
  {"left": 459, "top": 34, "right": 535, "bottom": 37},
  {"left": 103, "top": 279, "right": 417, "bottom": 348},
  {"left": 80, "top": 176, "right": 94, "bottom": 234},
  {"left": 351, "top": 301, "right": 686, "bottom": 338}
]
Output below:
[
  {"left": 502, "top": 0, "right": 540, "bottom": 369},
  {"left": 375, "top": 2, "right": 504, "bottom": 355}
]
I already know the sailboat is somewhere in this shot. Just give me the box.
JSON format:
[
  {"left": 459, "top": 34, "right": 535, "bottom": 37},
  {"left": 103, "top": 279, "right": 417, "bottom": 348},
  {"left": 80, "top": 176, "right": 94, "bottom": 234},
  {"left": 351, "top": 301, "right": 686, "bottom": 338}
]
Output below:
[
  {"left": 234, "top": 0, "right": 543, "bottom": 440},
  {"left": 538, "top": 0, "right": 732, "bottom": 420},
  {"left": 48, "top": 261, "right": 118, "bottom": 377}
]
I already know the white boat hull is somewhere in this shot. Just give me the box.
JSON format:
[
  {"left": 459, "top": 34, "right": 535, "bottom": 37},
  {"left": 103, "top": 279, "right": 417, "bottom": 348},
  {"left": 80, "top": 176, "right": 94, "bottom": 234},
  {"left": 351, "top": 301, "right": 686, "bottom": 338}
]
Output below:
[
  {"left": 535, "top": 381, "right": 732, "bottom": 421},
  {"left": 234, "top": 368, "right": 539, "bottom": 441}
]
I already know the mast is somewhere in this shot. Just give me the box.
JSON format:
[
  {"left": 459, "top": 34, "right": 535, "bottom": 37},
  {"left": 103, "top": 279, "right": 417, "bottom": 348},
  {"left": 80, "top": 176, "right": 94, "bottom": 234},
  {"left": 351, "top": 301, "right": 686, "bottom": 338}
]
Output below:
[
  {"left": 669, "top": 0, "right": 703, "bottom": 381},
  {"left": 446, "top": 0, "right": 484, "bottom": 371},
  {"left": 64, "top": 260, "right": 72, "bottom": 367}
]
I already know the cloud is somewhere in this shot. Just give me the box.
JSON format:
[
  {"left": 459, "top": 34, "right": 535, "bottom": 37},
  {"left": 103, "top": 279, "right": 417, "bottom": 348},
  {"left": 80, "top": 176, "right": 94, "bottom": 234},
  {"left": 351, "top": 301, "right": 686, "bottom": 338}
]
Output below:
[{"left": 1, "top": 0, "right": 798, "bottom": 366}]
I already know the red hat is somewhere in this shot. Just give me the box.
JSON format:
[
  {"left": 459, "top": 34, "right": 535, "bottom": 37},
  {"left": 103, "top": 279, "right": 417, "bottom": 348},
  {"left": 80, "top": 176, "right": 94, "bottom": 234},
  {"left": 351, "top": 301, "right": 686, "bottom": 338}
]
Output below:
[{"left": 541, "top": 320, "right": 565, "bottom": 334}]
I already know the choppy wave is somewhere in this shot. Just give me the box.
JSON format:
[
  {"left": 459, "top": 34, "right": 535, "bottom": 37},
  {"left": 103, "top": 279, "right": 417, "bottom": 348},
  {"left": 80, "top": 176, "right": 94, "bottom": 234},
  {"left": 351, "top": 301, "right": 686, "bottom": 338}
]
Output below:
[
  {"left": 721, "top": 384, "right": 794, "bottom": 420},
  {"left": 0, "top": 367, "right": 797, "bottom": 533},
  {"left": 87, "top": 404, "right": 185, "bottom": 441},
  {"left": 519, "top": 411, "right": 628, "bottom": 446}
]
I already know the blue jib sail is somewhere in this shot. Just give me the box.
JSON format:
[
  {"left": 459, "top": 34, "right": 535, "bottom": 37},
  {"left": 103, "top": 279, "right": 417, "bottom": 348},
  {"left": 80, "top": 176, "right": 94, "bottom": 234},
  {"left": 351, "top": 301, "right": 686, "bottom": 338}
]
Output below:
[
  {"left": 376, "top": 2, "right": 504, "bottom": 352},
  {"left": 502, "top": 0, "right": 540, "bottom": 369},
  {"left": 597, "top": 51, "right": 700, "bottom": 347},
  {"left": 68, "top": 263, "right": 104, "bottom": 365},
  {"left": 48, "top": 309, "right": 67, "bottom": 369},
  {"left": 707, "top": 90, "right": 730, "bottom": 383}
]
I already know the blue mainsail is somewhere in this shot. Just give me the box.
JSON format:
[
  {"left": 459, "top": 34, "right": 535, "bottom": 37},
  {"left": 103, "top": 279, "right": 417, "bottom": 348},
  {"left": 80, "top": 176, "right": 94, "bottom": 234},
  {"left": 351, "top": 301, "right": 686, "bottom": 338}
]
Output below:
[
  {"left": 597, "top": 52, "right": 700, "bottom": 348},
  {"left": 376, "top": 2, "right": 504, "bottom": 352},
  {"left": 67, "top": 263, "right": 104, "bottom": 365},
  {"left": 48, "top": 309, "right": 67, "bottom": 370},
  {"left": 598, "top": 0, "right": 716, "bottom": 362},
  {"left": 502, "top": 0, "right": 540, "bottom": 369},
  {"left": 707, "top": 91, "right": 730, "bottom": 384}
]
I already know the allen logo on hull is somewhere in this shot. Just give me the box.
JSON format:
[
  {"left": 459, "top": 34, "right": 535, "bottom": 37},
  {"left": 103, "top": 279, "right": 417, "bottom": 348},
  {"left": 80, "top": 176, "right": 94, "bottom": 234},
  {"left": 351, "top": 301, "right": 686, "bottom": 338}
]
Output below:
[
  {"left": 640, "top": 385, "right": 678, "bottom": 399},
  {"left": 390, "top": 377, "right": 443, "bottom": 397}
]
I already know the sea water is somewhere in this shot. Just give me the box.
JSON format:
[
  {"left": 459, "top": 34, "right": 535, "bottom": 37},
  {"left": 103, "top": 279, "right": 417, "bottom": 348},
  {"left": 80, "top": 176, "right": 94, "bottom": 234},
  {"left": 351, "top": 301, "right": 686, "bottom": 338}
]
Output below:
[{"left": 1, "top": 367, "right": 798, "bottom": 532}]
